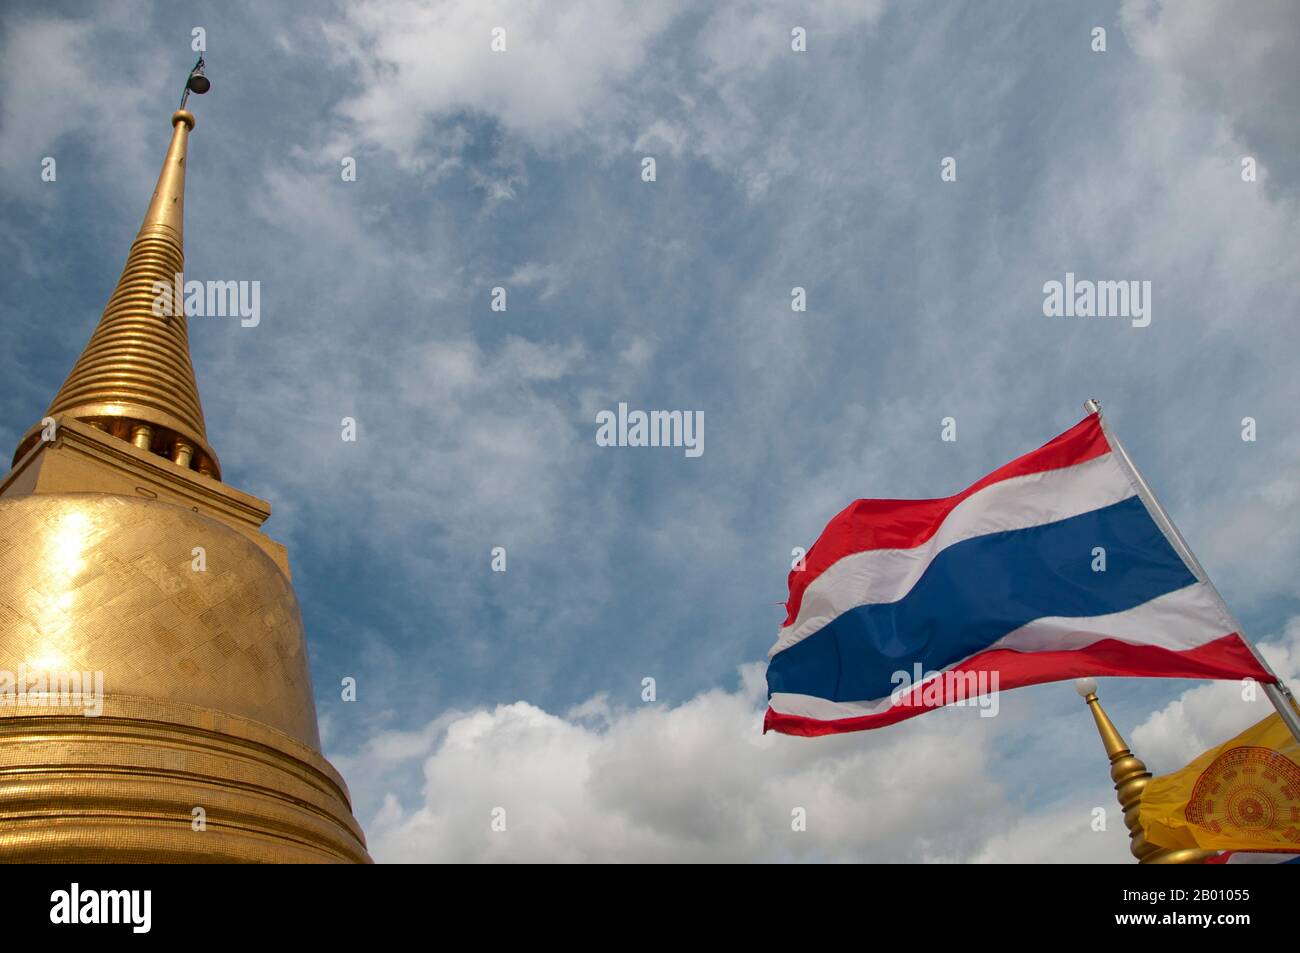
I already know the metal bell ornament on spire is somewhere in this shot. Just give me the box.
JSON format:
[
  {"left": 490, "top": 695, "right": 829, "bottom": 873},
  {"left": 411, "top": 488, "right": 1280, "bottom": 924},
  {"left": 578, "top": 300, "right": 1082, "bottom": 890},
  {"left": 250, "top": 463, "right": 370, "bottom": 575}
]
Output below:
[
  {"left": 179, "top": 55, "right": 209, "bottom": 108},
  {"left": 187, "top": 61, "right": 210, "bottom": 93}
]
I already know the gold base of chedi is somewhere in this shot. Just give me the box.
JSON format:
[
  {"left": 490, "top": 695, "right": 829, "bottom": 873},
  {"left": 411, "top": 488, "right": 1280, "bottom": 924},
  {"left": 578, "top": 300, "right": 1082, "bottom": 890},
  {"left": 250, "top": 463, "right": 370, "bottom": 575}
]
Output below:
[
  {"left": 0, "top": 424, "right": 370, "bottom": 863},
  {"left": 1, "top": 85, "right": 368, "bottom": 862},
  {"left": 0, "top": 698, "right": 366, "bottom": 863}
]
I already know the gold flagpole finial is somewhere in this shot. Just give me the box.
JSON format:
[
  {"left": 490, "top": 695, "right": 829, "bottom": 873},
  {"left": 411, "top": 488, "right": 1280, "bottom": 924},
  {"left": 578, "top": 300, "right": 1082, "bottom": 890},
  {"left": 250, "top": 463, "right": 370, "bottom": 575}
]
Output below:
[{"left": 1074, "top": 678, "right": 1217, "bottom": 864}]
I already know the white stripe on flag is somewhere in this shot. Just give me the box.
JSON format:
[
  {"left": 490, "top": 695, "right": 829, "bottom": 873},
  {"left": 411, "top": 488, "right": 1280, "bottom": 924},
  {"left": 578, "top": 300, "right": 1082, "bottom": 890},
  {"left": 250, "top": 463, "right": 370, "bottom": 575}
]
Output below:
[
  {"left": 1221, "top": 853, "right": 1300, "bottom": 864},
  {"left": 987, "top": 581, "right": 1237, "bottom": 655},
  {"left": 772, "top": 452, "right": 1136, "bottom": 658},
  {"left": 768, "top": 583, "right": 1234, "bottom": 721}
]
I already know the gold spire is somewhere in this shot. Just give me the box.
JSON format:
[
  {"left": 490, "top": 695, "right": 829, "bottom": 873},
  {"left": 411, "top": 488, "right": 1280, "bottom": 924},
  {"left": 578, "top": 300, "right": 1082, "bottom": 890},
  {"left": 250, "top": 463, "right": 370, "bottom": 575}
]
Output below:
[
  {"left": 13, "top": 108, "right": 220, "bottom": 479},
  {"left": 1075, "top": 679, "right": 1217, "bottom": 864}
]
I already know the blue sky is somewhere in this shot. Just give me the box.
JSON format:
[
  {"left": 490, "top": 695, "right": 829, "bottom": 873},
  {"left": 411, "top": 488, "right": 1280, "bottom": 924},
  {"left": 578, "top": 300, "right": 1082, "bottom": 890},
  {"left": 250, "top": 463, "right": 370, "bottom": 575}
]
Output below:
[{"left": 2, "top": 0, "right": 1299, "bottom": 861}]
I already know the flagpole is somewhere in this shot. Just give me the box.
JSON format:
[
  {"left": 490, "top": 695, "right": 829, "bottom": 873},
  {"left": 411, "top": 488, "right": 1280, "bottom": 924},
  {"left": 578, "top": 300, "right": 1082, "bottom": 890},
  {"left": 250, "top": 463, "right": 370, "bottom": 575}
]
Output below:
[{"left": 1083, "top": 398, "right": 1300, "bottom": 745}]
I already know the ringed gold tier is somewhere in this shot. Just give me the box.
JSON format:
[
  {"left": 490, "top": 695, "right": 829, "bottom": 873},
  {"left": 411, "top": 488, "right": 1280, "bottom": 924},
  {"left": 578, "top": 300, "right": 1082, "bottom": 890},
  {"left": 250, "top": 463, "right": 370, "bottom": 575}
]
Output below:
[
  {"left": 0, "top": 102, "right": 370, "bottom": 862},
  {"left": 11, "top": 110, "right": 219, "bottom": 479}
]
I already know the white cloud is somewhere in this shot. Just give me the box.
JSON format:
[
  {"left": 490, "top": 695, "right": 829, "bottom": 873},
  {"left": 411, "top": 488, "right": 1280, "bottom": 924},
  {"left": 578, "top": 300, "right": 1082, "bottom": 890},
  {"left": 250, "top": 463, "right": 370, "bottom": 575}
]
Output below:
[
  {"left": 324, "top": 0, "right": 686, "bottom": 165},
  {"left": 966, "top": 802, "right": 1131, "bottom": 864},
  {"left": 1121, "top": 0, "right": 1300, "bottom": 191},
  {"left": 321, "top": 0, "right": 885, "bottom": 195},
  {"left": 616, "top": 335, "right": 655, "bottom": 370},
  {"left": 344, "top": 638, "right": 1300, "bottom": 863},
  {"left": 0, "top": 4, "right": 165, "bottom": 193},
  {"left": 247, "top": 332, "right": 589, "bottom": 553},
  {"left": 507, "top": 261, "right": 566, "bottom": 301},
  {"left": 347, "top": 662, "right": 1019, "bottom": 862}
]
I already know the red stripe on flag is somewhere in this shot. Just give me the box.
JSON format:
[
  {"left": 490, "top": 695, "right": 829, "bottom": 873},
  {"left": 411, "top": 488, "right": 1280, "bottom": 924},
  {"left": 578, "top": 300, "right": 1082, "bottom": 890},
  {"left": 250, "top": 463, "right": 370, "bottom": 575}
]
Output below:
[
  {"left": 782, "top": 414, "right": 1110, "bottom": 626},
  {"left": 763, "top": 633, "right": 1272, "bottom": 736}
]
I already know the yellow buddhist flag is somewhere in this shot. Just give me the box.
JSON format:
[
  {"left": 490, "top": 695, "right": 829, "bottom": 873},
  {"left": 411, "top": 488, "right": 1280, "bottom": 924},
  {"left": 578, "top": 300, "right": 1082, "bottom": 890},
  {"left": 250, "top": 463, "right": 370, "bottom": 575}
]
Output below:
[{"left": 1141, "top": 712, "right": 1300, "bottom": 852}]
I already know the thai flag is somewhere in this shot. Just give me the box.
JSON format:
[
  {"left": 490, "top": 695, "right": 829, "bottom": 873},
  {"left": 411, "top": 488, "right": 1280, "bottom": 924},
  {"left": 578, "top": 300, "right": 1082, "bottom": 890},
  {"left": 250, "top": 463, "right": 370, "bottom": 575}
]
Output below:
[{"left": 765, "top": 413, "right": 1272, "bottom": 736}]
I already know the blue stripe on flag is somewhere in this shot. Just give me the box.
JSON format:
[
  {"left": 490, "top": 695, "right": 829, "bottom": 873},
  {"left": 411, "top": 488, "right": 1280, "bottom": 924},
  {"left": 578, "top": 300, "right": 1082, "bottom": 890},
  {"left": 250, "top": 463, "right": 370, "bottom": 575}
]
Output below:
[{"left": 767, "top": 496, "right": 1196, "bottom": 703}]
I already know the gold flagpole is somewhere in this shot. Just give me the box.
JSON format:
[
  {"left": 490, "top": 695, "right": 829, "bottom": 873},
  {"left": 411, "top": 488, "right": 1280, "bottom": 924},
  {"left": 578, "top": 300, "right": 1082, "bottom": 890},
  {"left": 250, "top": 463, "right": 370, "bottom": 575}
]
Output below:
[{"left": 1083, "top": 398, "right": 1300, "bottom": 746}]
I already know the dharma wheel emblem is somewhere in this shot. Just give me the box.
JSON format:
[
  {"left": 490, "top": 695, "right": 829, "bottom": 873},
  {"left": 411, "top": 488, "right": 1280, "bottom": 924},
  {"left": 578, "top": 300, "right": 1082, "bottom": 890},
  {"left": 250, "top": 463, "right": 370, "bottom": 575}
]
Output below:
[{"left": 1185, "top": 745, "right": 1300, "bottom": 844}]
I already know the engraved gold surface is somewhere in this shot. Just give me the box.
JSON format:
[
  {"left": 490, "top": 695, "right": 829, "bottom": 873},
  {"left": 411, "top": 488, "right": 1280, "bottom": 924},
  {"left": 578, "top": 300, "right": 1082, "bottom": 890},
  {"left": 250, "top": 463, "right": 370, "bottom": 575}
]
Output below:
[
  {"left": 0, "top": 494, "right": 319, "bottom": 746},
  {"left": 0, "top": 493, "right": 371, "bottom": 862},
  {"left": 12, "top": 110, "right": 219, "bottom": 478}
]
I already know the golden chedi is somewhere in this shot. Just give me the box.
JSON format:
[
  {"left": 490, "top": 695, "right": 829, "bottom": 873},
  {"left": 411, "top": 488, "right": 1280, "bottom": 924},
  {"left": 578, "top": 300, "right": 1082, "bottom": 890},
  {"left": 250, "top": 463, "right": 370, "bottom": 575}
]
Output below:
[{"left": 0, "top": 83, "right": 369, "bottom": 862}]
